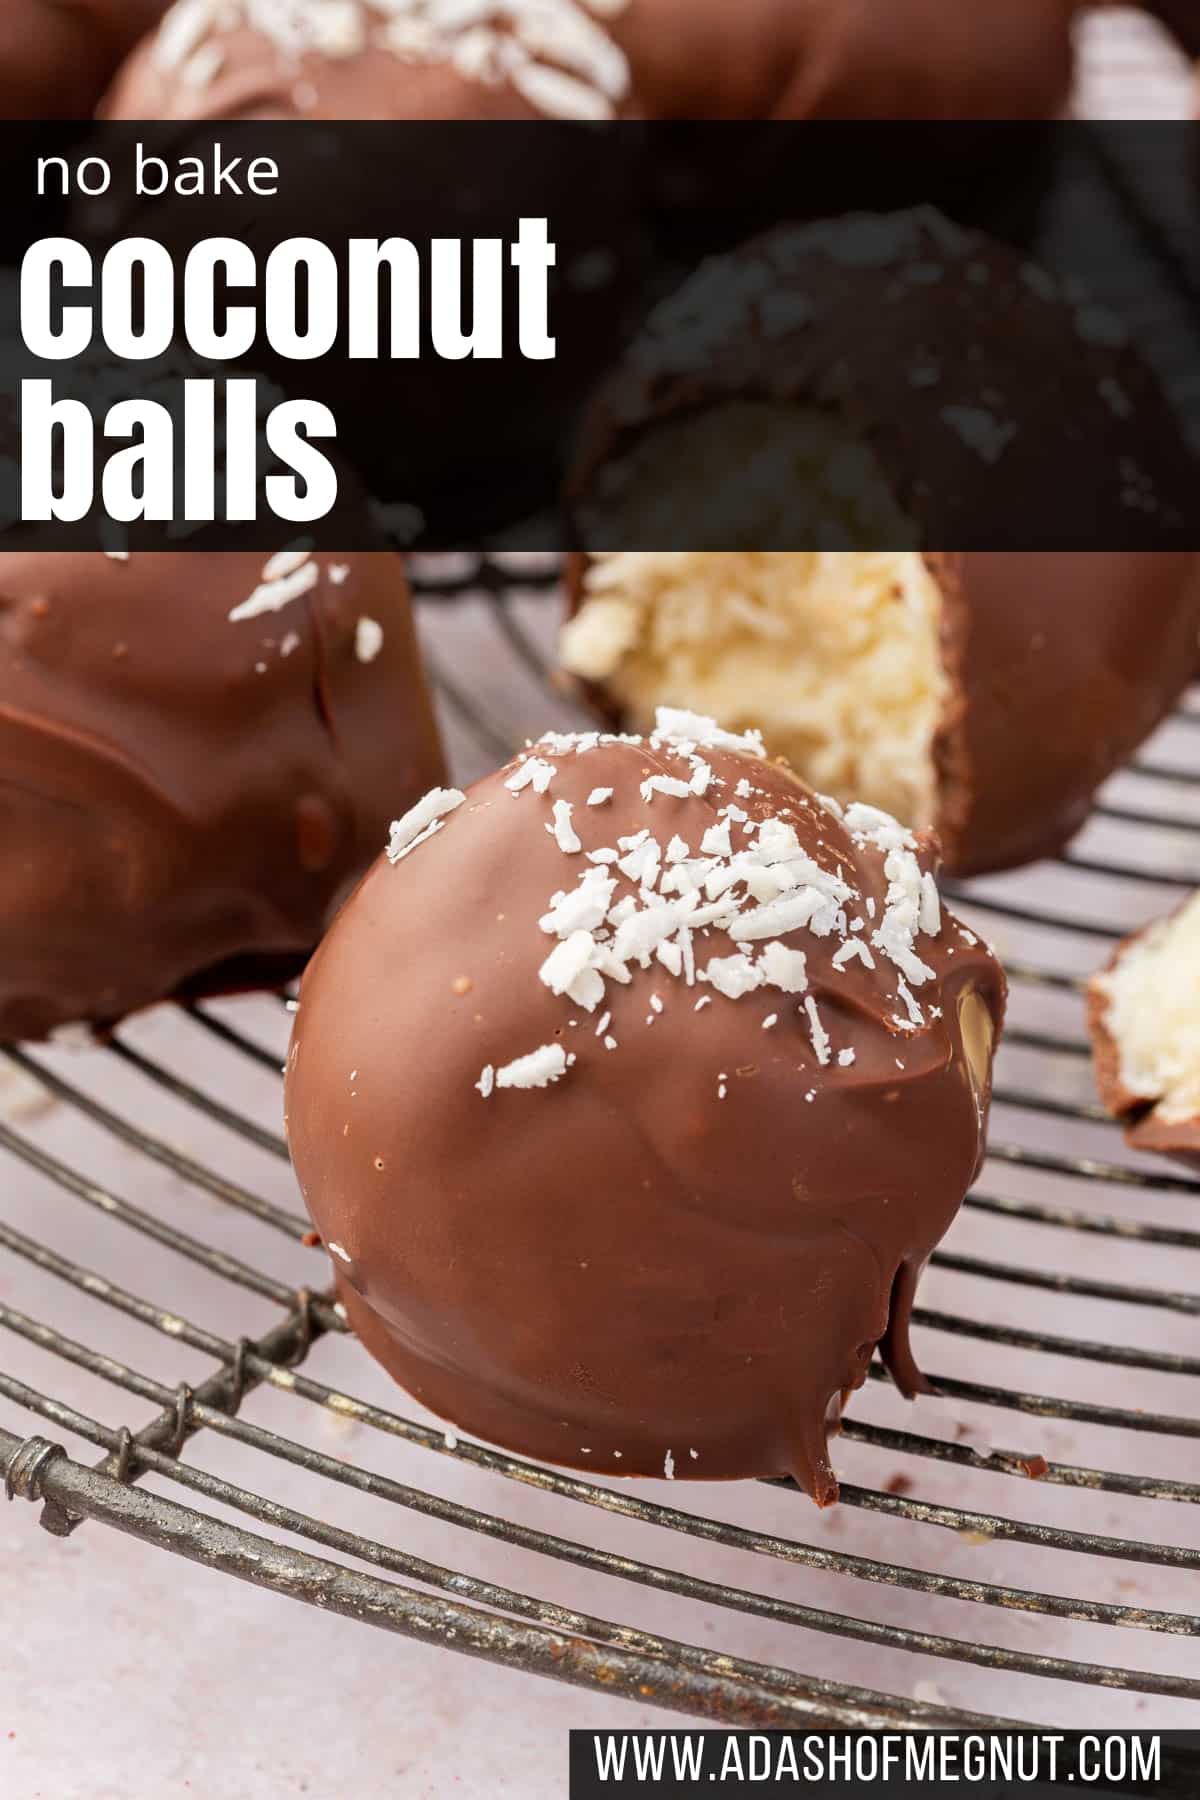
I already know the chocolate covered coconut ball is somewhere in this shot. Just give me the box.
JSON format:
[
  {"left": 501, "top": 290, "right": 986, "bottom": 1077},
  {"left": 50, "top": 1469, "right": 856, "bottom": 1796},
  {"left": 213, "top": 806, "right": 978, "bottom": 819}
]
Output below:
[
  {"left": 0, "top": 549, "right": 444, "bottom": 1042},
  {"left": 0, "top": 1, "right": 167, "bottom": 118},
  {"left": 104, "top": 0, "right": 1074, "bottom": 120},
  {"left": 285, "top": 710, "right": 1005, "bottom": 1503},
  {"left": 561, "top": 212, "right": 1200, "bottom": 875},
  {"left": 564, "top": 211, "right": 1200, "bottom": 551},
  {"left": 563, "top": 550, "right": 1200, "bottom": 879},
  {"left": 1089, "top": 894, "right": 1200, "bottom": 1165}
]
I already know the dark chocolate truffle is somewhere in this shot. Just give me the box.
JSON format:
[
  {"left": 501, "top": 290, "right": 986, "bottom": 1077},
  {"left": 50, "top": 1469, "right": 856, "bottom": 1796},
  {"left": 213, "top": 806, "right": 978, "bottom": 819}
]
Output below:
[
  {"left": 285, "top": 710, "right": 1005, "bottom": 1503},
  {"left": 1088, "top": 894, "right": 1200, "bottom": 1166},
  {"left": 104, "top": 0, "right": 1074, "bottom": 120},
  {"left": 563, "top": 549, "right": 1200, "bottom": 878},
  {"left": 0, "top": 1, "right": 167, "bottom": 118},
  {"left": 0, "top": 549, "right": 444, "bottom": 1041}
]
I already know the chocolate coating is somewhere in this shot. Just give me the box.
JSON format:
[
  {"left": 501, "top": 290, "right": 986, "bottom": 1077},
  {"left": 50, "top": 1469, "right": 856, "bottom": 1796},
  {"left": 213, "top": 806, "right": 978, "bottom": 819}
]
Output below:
[
  {"left": 105, "top": 0, "right": 1074, "bottom": 120},
  {"left": 103, "top": 0, "right": 630, "bottom": 121},
  {"left": 285, "top": 718, "right": 1005, "bottom": 1502},
  {"left": 567, "top": 212, "right": 1197, "bottom": 549},
  {"left": 0, "top": 550, "right": 444, "bottom": 1041},
  {"left": 925, "top": 552, "right": 1200, "bottom": 877},
  {"left": 564, "top": 554, "right": 1200, "bottom": 879},
  {"left": 563, "top": 212, "right": 1200, "bottom": 876},
  {"left": 1, "top": 1, "right": 167, "bottom": 118},
  {"left": 609, "top": 0, "right": 1076, "bottom": 121}
]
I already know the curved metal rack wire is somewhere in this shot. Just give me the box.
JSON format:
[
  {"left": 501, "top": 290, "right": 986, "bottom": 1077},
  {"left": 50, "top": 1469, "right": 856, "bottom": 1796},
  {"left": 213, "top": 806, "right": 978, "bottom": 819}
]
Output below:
[
  {"left": 5, "top": 80, "right": 1200, "bottom": 1737},
  {"left": 1, "top": 560, "right": 1198, "bottom": 1737}
]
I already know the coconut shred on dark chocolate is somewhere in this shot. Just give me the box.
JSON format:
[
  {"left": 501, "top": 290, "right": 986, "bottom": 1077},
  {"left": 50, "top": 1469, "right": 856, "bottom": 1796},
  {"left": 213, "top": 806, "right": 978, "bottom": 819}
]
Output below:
[
  {"left": 285, "top": 710, "right": 1005, "bottom": 1504},
  {"left": 0, "top": 550, "right": 444, "bottom": 1042}
]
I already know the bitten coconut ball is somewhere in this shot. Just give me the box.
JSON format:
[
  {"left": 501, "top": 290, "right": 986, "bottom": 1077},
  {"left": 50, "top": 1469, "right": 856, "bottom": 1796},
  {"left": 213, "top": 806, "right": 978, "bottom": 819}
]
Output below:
[
  {"left": 560, "top": 214, "right": 1200, "bottom": 876},
  {"left": 104, "top": 0, "right": 1075, "bottom": 120},
  {"left": 0, "top": 1, "right": 167, "bottom": 118},
  {"left": 285, "top": 710, "right": 1005, "bottom": 1503},
  {"left": 562, "top": 550, "right": 1200, "bottom": 878},
  {"left": 0, "top": 550, "right": 444, "bottom": 1042},
  {"left": 1089, "top": 894, "right": 1200, "bottom": 1165}
]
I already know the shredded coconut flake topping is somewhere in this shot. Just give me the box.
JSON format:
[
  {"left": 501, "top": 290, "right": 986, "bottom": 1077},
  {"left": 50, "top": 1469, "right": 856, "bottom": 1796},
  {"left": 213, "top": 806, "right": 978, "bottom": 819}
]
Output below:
[
  {"left": 493, "top": 1044, "right": 572, "bottom": 1090},
  {"left": 387, "top": 787, "right": 465, "bottom": 863},
  {"left": 229, "top": 551, "right": 319, "bottom": 621},
  {"left": 548, "top": 799, "right": 582, "bottom": 853},
  {"left": 153, "top": 0, "right": 632, "bottom": 118},
  {"left": 506, "top": 757, "right": 556, "bottom": 795},
  {"left": 355, "top": 616, "right": 384, "bottom": 663},
  {"left": 467, "top": 710, "right": 954, "bottom": 1100}
]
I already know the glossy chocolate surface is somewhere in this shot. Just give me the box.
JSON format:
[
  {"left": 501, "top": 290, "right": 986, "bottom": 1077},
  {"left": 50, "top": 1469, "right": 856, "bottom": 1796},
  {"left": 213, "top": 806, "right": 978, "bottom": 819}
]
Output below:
[
  {"left": 1, "top": 1, "right": 167, "bottom": 118},
  {"left": 564, "top": 212, "right": 1200, "bottom": 876},
  {"left": 567, "top": 214, "right": 1198, "bottom": 549},
  {"left": 609, "top": 0, "right": 1075, "bottom": 120},
  {"left": 565, "top": 549, "right": 1200, "bottom": 878},
  {"left": 0, "top": 550, "right": 444, "bottom": 1040},
  {"left": 286, "top": 720, "right": 1005, "bottom": 1502},
  {"left": 928, "top": 551, "right": 1200, "bottom": 876}
]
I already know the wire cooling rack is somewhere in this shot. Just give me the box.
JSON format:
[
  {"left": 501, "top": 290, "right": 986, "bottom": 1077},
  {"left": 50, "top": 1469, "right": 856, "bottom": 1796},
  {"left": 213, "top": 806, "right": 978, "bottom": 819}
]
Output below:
[
  {"left": 0, "top": 565, "right": 1198, "bottom": 1740},
  {"left": 3, "top": 30, "right": 1200, "bottom": 1743}
]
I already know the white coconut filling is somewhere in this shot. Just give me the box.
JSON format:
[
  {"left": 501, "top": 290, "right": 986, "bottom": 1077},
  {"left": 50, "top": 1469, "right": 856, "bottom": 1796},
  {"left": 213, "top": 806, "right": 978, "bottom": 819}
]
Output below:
[
  {"left": 1094, "top": 895, "right": 1200, "bottom": 1126},
  {"left": 561, "top": 548, "right": 948, "bottom": 832}
]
